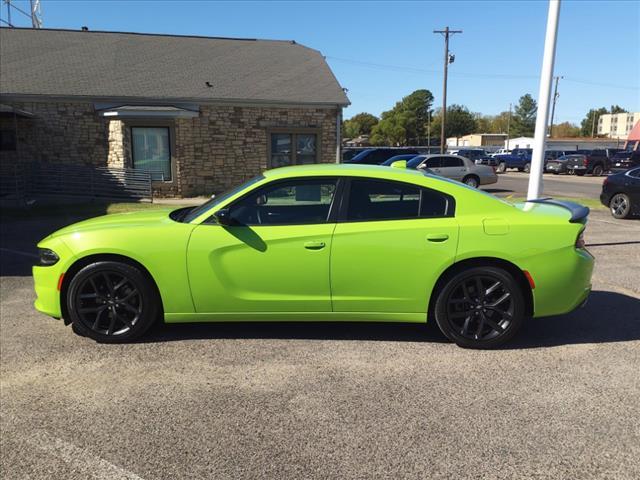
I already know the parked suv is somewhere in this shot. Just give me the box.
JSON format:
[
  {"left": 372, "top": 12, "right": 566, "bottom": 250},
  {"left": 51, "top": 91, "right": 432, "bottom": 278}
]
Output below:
[
  {"left": 345, "top": 148, "right": 421, "bottom": 165},
  {"left": 565, "top": 149, "right": 609, "bottom": 176},
  {"left": 609, "top": 150, "right": 640, "bottom": 173}
]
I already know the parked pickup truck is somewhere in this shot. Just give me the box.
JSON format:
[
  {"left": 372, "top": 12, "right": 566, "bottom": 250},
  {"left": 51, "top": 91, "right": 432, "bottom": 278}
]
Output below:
[
  {"left": 565, "top": 149, "right": 610, "bottom": 176},
  {"left": 494, "top": 148, "right": 533, "bottom": 173}
]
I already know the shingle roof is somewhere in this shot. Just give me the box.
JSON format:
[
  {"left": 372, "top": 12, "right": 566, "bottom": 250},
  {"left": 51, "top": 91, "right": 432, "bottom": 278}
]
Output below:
[{"left": 0, "top": 27, "right": 349, "bottom": 106}]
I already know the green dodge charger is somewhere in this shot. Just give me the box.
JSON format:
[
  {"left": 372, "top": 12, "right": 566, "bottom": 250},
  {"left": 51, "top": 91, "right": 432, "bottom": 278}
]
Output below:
[{"left": 33, "top": 164, "right": 594, "bottom": 348}]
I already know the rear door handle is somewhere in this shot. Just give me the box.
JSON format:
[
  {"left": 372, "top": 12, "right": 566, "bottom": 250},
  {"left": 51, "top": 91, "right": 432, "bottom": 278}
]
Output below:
[
  {"left": 304, "top": 241, "right": 326, "bottom": 250},
  {"left": 427, "top": 233, "right": 449, "bottom": 242}
]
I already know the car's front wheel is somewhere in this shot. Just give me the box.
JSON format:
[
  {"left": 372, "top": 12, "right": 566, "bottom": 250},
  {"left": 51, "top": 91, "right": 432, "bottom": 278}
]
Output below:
[
  {"left": 497, "top": 162, "right": 506, "bottom": 173},
  {"left": 592, "top": 164, "right": 604, "bottom": 176},
  {"left": 610, "top": 193, "right": 631, "bottom": 219},
  {"left": 66, "top": 261, "right": 159, "bottom": 343},
  {"left": 433, "top": 266, "right": 525, "bottom": 349}
]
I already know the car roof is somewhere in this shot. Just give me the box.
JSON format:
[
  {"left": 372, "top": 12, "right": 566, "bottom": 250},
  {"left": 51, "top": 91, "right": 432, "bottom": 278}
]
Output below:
[{"left": 263, "top": 163, "right": 429, "bottom": 179}]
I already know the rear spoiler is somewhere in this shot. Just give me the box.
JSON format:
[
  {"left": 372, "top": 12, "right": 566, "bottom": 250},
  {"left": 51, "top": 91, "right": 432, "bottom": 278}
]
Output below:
[{"left": 526, "top": 198, "right": 590, "bottom": 223}]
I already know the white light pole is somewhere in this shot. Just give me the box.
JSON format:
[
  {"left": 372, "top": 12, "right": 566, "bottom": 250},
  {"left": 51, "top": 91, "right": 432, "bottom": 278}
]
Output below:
[{"left": 527, "top": 0, "right": 561, "bottom": 201}]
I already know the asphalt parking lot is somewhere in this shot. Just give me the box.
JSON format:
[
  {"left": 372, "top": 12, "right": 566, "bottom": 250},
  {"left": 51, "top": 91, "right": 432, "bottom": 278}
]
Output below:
[{"left": 1, "top": 178, "right": 639, "bottom": 479}]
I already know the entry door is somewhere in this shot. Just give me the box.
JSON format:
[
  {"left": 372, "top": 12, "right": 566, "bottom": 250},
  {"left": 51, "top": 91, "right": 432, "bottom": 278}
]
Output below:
[
  {"left": 330, "top": 178, "right": 459, "bottom": 313},
  {"left": 187, "top": 178, "right": 338, "bottom": 313}
]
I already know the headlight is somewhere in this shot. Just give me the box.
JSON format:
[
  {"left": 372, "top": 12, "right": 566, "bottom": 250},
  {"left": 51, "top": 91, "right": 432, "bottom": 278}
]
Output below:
[{"left": 38, "top": 248, "right": 59, "bottom": 266}]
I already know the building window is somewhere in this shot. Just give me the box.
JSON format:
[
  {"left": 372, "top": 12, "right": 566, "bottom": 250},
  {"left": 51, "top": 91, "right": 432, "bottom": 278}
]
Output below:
[
  {"left": 0, "top": 129, "right": 17, "bottom": 151},
  {"left": 269, "top": 132, "right": 318, "bottom": 168},
  {"left": 131, "top": 127, "right": 171, "bottom": 181}
]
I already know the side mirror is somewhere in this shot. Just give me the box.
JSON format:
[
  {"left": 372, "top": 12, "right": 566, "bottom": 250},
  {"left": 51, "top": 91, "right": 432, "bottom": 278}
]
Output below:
[{"left": 213, "top": 208, "right": 232, "bottom": 226}]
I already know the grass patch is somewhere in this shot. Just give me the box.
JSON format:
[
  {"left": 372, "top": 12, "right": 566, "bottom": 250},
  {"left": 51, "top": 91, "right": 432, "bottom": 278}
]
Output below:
[{"left": 0, "top": 201, "right": 189, "bottom": 220}]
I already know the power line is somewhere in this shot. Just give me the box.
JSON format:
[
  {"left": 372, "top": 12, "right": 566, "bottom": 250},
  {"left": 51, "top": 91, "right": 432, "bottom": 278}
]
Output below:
[{"left": 326, "top": 55, "right": 639, "bottom": 90}]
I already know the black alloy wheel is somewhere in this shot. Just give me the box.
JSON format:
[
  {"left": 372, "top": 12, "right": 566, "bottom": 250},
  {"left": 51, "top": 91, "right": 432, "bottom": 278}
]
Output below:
[
  {"left": 610, "top": 193, "right": 631, "bottom": 219},
  {"left": 434, "top": 267, "right": 525, "bottom": 348},
  {"left": 67, "top": 261, "right": 159, "bottom": 342}
]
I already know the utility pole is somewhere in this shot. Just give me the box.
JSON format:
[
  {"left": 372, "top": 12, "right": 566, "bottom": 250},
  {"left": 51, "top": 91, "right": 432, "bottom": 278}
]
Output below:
[
  {"left": 427, "top": 110, "right": 431, "bottom": 151},
  {"left": 548, "top": 75, "right": 563, "bottom": 137},
  {"left": 434, "top": 26, "right": 462, "bottom": 153},
  {"left": 591, "top": 112, "right": 597, "bottom": 138},
  {"left": 506, "top": 103, "right": 512, "bottom": 150}
]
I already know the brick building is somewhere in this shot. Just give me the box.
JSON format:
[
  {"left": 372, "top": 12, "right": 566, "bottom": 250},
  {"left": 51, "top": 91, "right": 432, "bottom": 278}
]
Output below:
[{"left": 0, "top": 28, "right": 349, "bottom": 197}]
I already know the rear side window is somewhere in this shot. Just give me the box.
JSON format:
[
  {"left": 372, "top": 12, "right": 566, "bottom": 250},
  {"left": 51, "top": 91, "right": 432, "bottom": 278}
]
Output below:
[
  {"left": 424, "top": 157, "right": 442, "bottom": 168},
  {"left": 442, "top": 157, "right": 464, "bottom": 167},
  {"left": 346, "top": 179, "right": 453, "bottom": 221}
]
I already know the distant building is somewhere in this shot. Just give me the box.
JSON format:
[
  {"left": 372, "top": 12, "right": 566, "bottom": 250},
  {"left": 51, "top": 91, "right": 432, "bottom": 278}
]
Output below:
[
  {"left": 506, "top": 136, "right": 624, "bottom": 151},
  {"left": 446, "top": 133, "right": 507, "bottom": 148},
  {"left": 624, "top": 121, "right": 640, "bottom": 151},
  {"left": 597, "top": 112, "right": 640, "bottom": 139},
  {"left": 344, "top": 135, "right": 371, "bottom": 147}
]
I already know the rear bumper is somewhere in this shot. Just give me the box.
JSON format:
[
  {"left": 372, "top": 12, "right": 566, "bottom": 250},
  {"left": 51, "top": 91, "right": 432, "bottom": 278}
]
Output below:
[{"left": 527, "top": 247, "right": 594, "bottom": 318}]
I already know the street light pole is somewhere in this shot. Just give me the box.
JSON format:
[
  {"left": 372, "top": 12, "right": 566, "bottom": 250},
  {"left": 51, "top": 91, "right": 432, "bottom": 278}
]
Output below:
[
  {"left": 527, "top": 0, "right": 561, "bottom": 202},
  {"left": 434, "top": 27, "right": 462, "bottom": 154},
  {"left": 506, "top": 102, "right": 512, "bottom": 150}
]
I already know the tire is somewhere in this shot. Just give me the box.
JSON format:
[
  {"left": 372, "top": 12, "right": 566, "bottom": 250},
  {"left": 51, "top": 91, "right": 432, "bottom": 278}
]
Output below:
[
  {"left": 592, "top": 164, "right": 604, "bottom": 176},
  {"left": 433, "top": 266, "right": 525, "bottom": 349},
  {"left": 609, "top": 193, "right": 631, "bottom": 219},
  {"left": 66, "top": 261, "right": 160, "bottom": 343},
  {"left": 524, "top": 163, "right": 531, "bottom": 173},
  {"left": 497, "top": 162, "right": 506, "bottom": 174},
  {"left": 462, "top": 175, "right": 480, "bottom": 188}
]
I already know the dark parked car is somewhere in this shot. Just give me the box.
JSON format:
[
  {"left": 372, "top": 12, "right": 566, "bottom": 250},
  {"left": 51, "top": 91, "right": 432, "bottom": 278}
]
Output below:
[
  {"left": 600, "top": 167, "right": 640, "bottom": 219},
  {"left": 455, "top": 148, "right": 497, "bottom": 167},
  {"left": 609, "top": 150, "right": 640, "bottom": 173},
  {"left": 380, "top": 153, "right": 419, "bottom": 166},
  {"left": 345, "top": 148, "right": 421, "bottom": 165},
  {"left": 545, "top": 154, "right": 577, "bottom": 174},
  {"left": 565, "top": 149, "right": 610, "bottom": 176}
]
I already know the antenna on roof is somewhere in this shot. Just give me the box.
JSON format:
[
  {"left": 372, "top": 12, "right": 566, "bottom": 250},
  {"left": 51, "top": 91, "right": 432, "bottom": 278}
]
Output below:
[{"left": 0, "top": 0, "right": 42, "bottom": 28}]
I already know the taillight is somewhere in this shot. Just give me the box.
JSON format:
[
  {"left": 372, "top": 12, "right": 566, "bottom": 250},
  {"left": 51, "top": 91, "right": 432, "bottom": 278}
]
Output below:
[
  {"left": 603, "top": 177, "right": 608, "bottom": 186},
  {"left": 583, "top": 157, "right": 588, "bottom": 166},
  {"left": 576, "top": 230, "right": 586, "bottom": 249}
]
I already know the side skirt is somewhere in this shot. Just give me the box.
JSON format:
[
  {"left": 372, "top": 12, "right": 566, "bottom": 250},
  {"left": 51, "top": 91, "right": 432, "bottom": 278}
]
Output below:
[{"left": 164, "top": 312, "right": 428, "bottom": 324}]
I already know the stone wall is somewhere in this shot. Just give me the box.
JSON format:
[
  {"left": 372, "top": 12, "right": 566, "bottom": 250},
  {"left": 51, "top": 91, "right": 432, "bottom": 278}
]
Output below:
[
  {"left": 0, "top": 100, "right": 339, "bottom": 197},
  {"left": 0, "top": 101, "right": 108, "bottom": 167}
]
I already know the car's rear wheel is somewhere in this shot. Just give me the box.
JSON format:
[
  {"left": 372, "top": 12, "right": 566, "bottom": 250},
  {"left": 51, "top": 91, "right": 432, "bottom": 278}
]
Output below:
[
  {"left": 434, "top": 267, "right": 525, "bottom": 349},
  {"left": 462, "top": 175, "right": 480, "bottom": 188},
  {"left": 592, "top": 164, "right": 604, "bottom": 176},
  {"left": 610, "top": 193, "right": 631, "bottom": 219},
  {"left": 67, "top": 261, "right": 159, "bottom": 343},
  {"left": 497, "top": 162, "right": 506, "bottom": 173}
]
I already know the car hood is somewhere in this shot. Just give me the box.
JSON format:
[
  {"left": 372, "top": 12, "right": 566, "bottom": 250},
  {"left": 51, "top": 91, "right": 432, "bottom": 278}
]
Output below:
[{"left": 47, "top": 208, "right": 176, "bottom": 239}]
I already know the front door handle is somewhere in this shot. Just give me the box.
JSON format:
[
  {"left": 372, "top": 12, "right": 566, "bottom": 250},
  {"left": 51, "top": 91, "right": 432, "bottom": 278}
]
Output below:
[
  {"left": 427, "top": 233, "right": 449, "bottom": 242},
  {"left": 304, "top": 241, "right": 326, "bottom": 250}
]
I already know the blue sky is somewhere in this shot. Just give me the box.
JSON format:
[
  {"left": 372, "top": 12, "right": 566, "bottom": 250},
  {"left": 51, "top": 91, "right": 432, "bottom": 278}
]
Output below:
[{"left": 3, "top": 1, "right": 639, "bottom": 123}]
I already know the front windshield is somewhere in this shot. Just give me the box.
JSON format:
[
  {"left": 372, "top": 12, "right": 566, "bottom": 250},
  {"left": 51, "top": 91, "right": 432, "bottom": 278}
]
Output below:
[{"left": 182, "top": 175, "right": 264, "bottom": 223}]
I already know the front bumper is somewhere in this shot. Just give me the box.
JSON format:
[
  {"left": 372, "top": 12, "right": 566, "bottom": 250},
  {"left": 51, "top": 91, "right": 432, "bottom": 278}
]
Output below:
[{"left": 33, "top": 238, "right": 76, "bottom": 319}]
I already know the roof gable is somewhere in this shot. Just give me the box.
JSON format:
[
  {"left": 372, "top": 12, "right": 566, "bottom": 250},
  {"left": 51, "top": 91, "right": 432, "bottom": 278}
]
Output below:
[{"left": 0, "top": 28, "right": 349, "bottom": 106}]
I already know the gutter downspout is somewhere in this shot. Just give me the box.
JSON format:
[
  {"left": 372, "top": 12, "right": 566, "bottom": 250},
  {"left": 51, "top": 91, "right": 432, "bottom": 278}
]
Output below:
[{"left": 336, "top": 106, "right": 342, "bottom": 163}]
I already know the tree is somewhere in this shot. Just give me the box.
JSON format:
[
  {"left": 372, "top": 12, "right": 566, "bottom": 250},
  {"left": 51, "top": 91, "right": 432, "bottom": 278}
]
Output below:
[
  {"left": 580, "top": 107, "right": 607, "bottom": 136},
  {"left": 511, "top": 94, "right": 537, "bottom": 137},
  {"left": 342, "top": 112, "right": 379, "bottom": 139},
  {"left": 610, "top": 105, "right": 627, "bottom": 114},
  {"left": 369, "top": 89, "right": 434, "bottom": 145},
  {"left": 551, "top": 122, "right": 581, "bottom": 137},
  {"left": 430, "top": 104, "right": 477, "bottom": 140}
]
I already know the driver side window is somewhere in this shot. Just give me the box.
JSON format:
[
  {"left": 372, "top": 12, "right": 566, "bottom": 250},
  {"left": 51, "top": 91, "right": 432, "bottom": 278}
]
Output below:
[{"left": 228, "top": 178, "right": 337, "bottom": 226}]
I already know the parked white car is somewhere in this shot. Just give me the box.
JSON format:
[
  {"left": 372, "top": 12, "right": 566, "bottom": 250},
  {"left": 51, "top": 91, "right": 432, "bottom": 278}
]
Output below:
[{"left": 490, "top": 148, "right": 511, "bottom": 157}]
